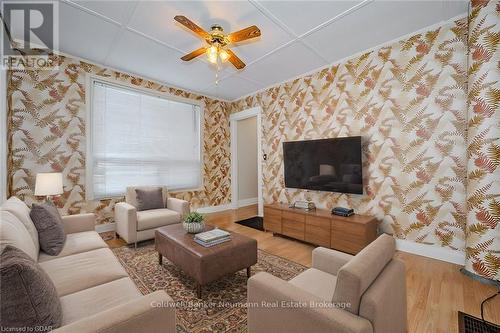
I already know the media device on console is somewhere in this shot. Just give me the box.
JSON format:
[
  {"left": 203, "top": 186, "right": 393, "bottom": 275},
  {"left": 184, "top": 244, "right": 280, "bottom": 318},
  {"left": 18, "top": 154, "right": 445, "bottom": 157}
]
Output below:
[{"left": 331, "top": 207, "right": 355, "bottom": 217}]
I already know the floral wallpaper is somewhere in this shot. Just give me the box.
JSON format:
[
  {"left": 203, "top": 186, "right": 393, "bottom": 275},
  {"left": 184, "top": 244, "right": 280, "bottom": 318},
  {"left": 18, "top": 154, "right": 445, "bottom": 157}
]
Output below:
[
  {"left": 229, "top": 18, "right": 469, "bottom": 252},
  {"left": 7, "top": 55, "right": 231, "bottom": 224},
  {"left": 465, "top": 0, "right": 500, "bottom": 281}
]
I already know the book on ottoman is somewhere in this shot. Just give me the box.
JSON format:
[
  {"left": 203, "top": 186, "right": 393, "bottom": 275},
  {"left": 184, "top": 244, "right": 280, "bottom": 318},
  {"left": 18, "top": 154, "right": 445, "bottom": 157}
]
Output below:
[
  {"left": 195, "top": 228, "right": 230, "bottom": 242},
  {"left": 194, "top": 228, "right": 231, "bottom": 247},
  {"left": 194, "top": 237, "right": 231, "bottom": 247}
]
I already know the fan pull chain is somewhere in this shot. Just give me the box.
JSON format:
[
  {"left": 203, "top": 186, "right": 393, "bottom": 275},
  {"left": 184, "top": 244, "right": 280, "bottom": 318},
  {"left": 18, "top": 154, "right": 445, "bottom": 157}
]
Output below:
[{"left": 215, "top": 58, "right": 220, "bottom": 86}]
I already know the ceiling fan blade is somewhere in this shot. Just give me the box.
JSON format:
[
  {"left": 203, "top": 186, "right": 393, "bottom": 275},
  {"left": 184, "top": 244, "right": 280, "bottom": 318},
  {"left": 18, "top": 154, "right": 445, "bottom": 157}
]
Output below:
[
  {"left": 226, "top": 49, "right": 245, "bottom": 69},
  {"left": 227, "top": 25, "right": 261, "bottom": 43},
  {"left": 174, "top": 15, "right": 210, "bottom": 39},
  {"left": 181, "top": 47, "right": 207, "bottom": 61}
]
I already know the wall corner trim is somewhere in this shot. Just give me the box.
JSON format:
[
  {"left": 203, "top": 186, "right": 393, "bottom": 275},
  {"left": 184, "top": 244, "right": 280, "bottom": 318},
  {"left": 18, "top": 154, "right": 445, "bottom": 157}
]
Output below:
[{"left": 396, "top": 239, "right": 465, "bottom": 266}]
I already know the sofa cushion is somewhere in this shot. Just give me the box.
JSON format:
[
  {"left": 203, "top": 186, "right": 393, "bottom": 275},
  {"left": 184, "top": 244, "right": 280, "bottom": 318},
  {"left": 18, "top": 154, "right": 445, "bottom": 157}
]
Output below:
[
  {"left": 126, "top": 186, "right": 168, "bottom": 209},
  {"left": 0, "top": 211, "right": 38, "bottom": 261},
  {"left": 38, "top": 231, "right": 108, "bottom": 262},
  {"left": 39, "top": 248, "right": 128, "bottom": 296},
  {"left": 136, "top": 208, "right": 181, "bottom": 231},
  {"left": 135, "top": 187, "right": 164, "bottom": 211},
  {"left": 1, "top": 196, "right": 39, "bottom": 251},
  {"left": 332, "top": 234, "right": 395, "bottom": 315},
  {"left": 289, "top": 268, "right": 337, "bottom": 302},
  {"left": 0, "top": 246, "right": 62, "bottom": 331},
  {"left": 30, "top": 203, "right": 66, "bottom": 256},
  {"left": 60, "top": 277, "right": 141, "bottom": 325}
]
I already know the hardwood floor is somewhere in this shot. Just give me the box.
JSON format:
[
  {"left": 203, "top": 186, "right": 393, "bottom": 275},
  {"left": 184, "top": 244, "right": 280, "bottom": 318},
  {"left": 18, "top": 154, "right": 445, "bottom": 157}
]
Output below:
[
  {"left": 107, "top": 204, "right": 500, "bottom": 333},
  {"left": 235, "top": 204, "right": 260, "bottom": 221}
]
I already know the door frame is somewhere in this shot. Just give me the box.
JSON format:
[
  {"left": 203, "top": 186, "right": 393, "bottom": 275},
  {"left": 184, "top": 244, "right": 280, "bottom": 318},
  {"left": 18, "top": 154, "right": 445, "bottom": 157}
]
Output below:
[{"left": 230, "top": 106, "right": 263, "bottom": 217}]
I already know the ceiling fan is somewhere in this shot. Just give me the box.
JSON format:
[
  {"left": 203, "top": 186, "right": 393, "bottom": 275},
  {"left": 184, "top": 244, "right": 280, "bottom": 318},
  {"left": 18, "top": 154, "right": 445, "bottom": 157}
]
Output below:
[{"left": 174, "top": 15, "right": 261, "bottom": 69}]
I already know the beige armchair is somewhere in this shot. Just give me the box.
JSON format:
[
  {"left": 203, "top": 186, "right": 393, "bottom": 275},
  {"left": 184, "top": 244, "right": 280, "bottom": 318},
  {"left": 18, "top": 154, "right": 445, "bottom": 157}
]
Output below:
[
  {"left": 115, "top": 186, "right": 189, "bottom": 247},
  {"left": 247, "top": 234, "right": 406, "bottom": 333}
]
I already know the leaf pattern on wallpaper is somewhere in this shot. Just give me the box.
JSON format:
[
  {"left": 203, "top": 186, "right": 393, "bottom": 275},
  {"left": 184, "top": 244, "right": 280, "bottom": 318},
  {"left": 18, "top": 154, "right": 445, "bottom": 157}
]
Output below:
[
  {"left": 464, "top": 0, "right": 500, "bottom": 281},
  {"left": 229, "top": 18, "right": 468, "bottom": 252},
  {"left": 8, "top": 57, "right": 231, "bottom": 224}
]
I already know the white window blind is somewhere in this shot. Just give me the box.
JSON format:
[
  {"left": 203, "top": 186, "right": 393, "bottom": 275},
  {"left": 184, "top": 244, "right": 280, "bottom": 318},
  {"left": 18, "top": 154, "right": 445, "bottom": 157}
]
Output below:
[{"left": 89, "top": 80, "right": 202, "bottom": 199}]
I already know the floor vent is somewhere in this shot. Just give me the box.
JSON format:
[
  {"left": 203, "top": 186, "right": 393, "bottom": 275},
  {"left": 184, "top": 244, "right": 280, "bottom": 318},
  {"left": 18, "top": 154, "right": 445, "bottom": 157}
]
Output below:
[{"left": 458, "top": 311, "right": 500, "bottom": 333}]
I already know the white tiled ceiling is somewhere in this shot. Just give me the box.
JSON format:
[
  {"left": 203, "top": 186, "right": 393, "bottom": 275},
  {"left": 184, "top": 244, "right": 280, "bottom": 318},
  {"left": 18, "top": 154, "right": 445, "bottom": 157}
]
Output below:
[
  {"left": 203, "top": 76, "right": 262, "bottom": 101},
  {"left": 52, "top": 0, "right": 467, "bottom": 101},
  {"left": 303, "top": 0, "right": 467, "bottom": 64},
  {"left": 230, "top": 41, "right": 326, "bottom": 87},
  {"left": 257, "top": 1, "right": 363, "bottom": 36},
  {"left": 70, "top": 0, "right": 138, "bottom": 24}
]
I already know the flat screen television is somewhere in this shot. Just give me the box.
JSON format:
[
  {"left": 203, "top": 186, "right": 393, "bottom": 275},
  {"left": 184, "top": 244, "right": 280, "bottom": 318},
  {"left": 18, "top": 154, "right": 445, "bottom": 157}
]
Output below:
[{"left": 283, "top": 136, "right": 363, "bottom": 194}]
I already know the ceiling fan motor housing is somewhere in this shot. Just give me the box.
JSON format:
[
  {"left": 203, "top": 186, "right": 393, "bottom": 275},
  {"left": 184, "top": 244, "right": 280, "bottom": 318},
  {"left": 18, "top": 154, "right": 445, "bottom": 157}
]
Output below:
[
  {"left": 210, "top": 24, "right": 223, "bottom": 32},
  {"left": 208, "top": 24, "right": 228, "bottom": 46}
]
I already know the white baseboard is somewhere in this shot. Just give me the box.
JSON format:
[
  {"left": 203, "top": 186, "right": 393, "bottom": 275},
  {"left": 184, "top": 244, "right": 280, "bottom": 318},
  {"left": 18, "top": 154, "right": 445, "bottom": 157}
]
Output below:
[
  {"left": 95, "top": 222, "right": 116, "bottom": 233},
  {"left": 237, "top": 197, "right": 258, "bottom": 207},
  {"left": 396, "top": 239, "right": 465, "bottom": 266},
  {"left": 196, "top": 203, "right": 233, "bottom": 214}
]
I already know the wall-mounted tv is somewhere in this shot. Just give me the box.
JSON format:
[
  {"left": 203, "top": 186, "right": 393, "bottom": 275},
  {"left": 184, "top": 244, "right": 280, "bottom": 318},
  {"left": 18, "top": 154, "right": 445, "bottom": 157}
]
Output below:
[{"left": 283, "top": 136, "right": 363, "bottom": 194}]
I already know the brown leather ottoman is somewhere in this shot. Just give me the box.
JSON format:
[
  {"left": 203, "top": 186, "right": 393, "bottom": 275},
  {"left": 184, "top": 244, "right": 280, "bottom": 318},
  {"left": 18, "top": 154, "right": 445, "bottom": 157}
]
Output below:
[{"left": 155, "top": 224, "right": 257, "bottom": 298}]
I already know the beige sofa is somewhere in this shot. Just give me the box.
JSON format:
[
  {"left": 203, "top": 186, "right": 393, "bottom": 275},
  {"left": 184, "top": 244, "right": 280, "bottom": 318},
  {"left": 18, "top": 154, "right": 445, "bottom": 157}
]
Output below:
[
  {"left": 115, "top": 186, "right": 189, "bottom": 247},
  {"left": 247, "top": 234, "right": 406, "bottom": 333},
  {"left": 0, "top": 197, "right": 176, "bottom": 333}
]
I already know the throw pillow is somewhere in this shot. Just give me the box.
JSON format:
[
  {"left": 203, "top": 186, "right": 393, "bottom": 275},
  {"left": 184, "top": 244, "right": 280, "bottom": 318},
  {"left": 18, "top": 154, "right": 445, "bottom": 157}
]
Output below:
[
  {"left": 135, "top": 187, "right": 164, "bottom": 211},
  {"left": 0, "top": 246, "right": 62, "bottom": 331},
  {"left": 30, "top": 202, "right": 66, "bottom": 255}
]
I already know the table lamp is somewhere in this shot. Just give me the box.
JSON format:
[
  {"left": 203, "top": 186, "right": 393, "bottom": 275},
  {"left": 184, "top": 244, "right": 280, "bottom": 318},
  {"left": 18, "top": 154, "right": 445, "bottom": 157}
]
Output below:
[{"left": 34, "top": 172, "right": 63, "bottom": 202}]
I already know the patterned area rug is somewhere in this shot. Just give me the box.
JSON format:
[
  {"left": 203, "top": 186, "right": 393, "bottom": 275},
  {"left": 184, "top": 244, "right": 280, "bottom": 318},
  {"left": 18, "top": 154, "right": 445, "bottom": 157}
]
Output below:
[{"left": 112, "top": 242, "right": 306, "bottom": 332}]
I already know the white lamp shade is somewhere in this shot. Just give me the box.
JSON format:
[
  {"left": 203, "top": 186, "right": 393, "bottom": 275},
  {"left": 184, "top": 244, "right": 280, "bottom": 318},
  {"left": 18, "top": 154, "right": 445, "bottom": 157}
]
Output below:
[{"left": 34, "top": 173, "right": 63, "bottom": 196}]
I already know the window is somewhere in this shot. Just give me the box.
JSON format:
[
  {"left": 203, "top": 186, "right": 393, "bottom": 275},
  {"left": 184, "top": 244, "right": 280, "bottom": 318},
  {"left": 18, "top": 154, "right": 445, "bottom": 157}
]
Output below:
[{"left": 87, "top": 79, "right": 202, "bottom": 199}]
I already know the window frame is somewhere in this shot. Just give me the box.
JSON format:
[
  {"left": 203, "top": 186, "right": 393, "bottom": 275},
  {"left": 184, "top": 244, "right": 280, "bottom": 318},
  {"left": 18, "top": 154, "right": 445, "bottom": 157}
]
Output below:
[{"left": 85, "top": 74, "right": 204, "bottom": 200}]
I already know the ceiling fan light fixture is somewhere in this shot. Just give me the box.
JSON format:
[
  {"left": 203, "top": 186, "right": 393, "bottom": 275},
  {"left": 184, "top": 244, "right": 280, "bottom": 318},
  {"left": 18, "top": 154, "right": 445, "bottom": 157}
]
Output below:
[
  {"left": 206, "top": 45, "right": 218, "bottom": 64},
  {"left": 219, "top": 49, "right": 230, "bottom": 62}
]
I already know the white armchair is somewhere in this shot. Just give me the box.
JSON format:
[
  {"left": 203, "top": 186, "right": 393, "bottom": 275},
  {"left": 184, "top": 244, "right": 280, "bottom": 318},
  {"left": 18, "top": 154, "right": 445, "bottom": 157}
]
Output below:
[{"left": 115, "top": 186, "right": 189, "bottom": 247}]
